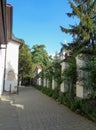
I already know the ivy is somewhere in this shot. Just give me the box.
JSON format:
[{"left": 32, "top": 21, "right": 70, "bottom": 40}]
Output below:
[{"left": 62, "top": 56, "right": 76, "bottom": 95}]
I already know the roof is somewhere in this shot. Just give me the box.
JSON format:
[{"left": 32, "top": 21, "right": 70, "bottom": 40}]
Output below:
[
  {"left": 0, "top": 2, "right": 22, "bottom": 47},
  {"left": 0, "top": 0, "right": 7, "bottom": 45},
  {"left": 36, "top": 65, "right": 42, "bottom": 70},
  {"left": 10, "top": 34, "right": 22, "bottom": 44}
]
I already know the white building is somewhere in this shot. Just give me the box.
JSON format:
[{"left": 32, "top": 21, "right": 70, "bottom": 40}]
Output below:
[
  {"left": 0, "top": 3, "right": 21, "bottom": 95},
  {"left": 60, "top": 45, "right": 71, "bottom": 60},
  {"left": 31, "top": 65, "right": 42, "bottom": 86}
]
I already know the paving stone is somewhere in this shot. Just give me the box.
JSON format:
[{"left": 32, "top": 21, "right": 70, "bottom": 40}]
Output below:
[
  {"left": 0, "top": 86, "right": 96, "bottom": 130},
  {"left": 0, "top": 100, "right": 21, "bottom": 130},
  {"left": 13, "top": 87, "right": 96, "bottom": 130}
]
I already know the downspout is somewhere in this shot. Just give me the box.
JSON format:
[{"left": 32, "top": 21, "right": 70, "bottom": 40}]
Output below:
[
  {"left": 1, "top": 0, "right": 7, "bottom": 93},
  {"left": 3, "top": 44, "right": 7, "bottom": 92}
]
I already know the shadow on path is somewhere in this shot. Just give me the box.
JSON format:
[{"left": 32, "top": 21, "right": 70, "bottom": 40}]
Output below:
[{"left": 0, "top": 98, "right": 21, "bottom": 130}]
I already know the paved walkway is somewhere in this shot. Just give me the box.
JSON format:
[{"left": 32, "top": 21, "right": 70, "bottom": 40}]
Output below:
[
  {"left": 0, "top": 86, "right": 96, "bottom": 130},
  {"left": 0, "top": 97, "right": 21, "bottom": 130}
]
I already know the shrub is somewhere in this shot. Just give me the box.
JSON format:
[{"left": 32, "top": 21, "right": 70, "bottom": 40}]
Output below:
[
  {"left": 36, "top": 85, "right": 96, "bottom": 122},
  {"left": 52, "top": 88, "right": 59, "bottom": 100}
]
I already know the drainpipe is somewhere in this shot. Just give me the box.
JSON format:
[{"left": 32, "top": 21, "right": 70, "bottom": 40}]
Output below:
[
  {"left": 0, "top": 0, "right": 7, "bottom": 93},
  {"left": 3, "top": 44, "right": 7, "bottom": 92}
]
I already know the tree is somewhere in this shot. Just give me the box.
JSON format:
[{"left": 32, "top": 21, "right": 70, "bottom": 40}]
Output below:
[
  {"left": 62, "top": 56, "right": 76, "bottom": 96},
  {"left": 19, "top": 39, "right": 32, "bottom": 84},
  {"left": 52, "top": 51, "right": 61, "bottom": 64},
  {"left": 31, "top": 44, "right": 51, "bottom": 69},
  {"left": 60, "top": 0, "right": 96, "bottom": 53}
]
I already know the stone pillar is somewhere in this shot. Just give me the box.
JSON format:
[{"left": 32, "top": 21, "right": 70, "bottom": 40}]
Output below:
[
  {"left": 60, "top": 60, "right": 69, "bottom": 93},
  {"left": 46, "top": 79, "right": 49, "bottom": 88},
  {"left": 43, "top": 78, "right": 46, "bottom": 87},
  {"left": 76, "top": 53, "right": 93, "bottom": 99},
  {"left": 39, "top": 78, "right": 42, "bottom": 86},
  {"left": 37, "top": 77, "right": 42, "bottom": 86},
  {"left": 52, "top": 76, "right": 57, "bottom": 90}
]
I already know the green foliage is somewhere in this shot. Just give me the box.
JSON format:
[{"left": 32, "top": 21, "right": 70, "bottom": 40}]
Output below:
[
  {"left": 43, "top": 63, "right": 62, "bottom": 88},
  {"left": 52, "top": 87, "right": 60, "bottom": 100},
  {"left": 46, "top": 88, "right": 53, "bottom": 97},
  {"left": 53, "top": 63, "right": 62, "bottom": 87},
  {"left": 19, "top": 39, "right": 32, "bottom": 84},
  {"left": 52, "top": 52, "right": 61, "bottom": 64},
  {"left": 93, "top": 90, "right": 96, "bottom": 98},
  {"left": 45, "top": 69, "right": 52, "bottom": 80},
  {"left": 62, "top": 57, "right": 76, "bottom": 95},
  {"left": 60, "top": 0, "right": 96, "bottom": 53},
  {"left": 36, "top": 85, "right": 53, "bottom": 97},
  {"left": 36, "top": 85, "right": 96, "bottom": 122},
  {"left": 77, "top": 53, "right": 94, "bottom": 89},
  {"left": 44, "top": 69, "right": 53, "bottom": 87},
  {"left": 63, "top": 57, "right": 76, "bottom": 83},
  {"left": 31, "top": 44, "right": 51, "bottom": 69},
  {"left": 90, "top": 56, "right": 96, "bottom": 89}
]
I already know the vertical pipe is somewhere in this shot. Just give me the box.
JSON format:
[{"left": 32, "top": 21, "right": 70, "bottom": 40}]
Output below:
[
  {"left": 3, "top": 44, "right": 7, "bottom": 92},
  {"left": 0, "top": 0, "right": 7, "bottom": 93}
]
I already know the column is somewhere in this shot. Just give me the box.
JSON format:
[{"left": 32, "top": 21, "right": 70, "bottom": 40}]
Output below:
[
  {"left": 60, "top": 60, "right": 69, "bottom": 93},
  {"left": 76, "top": 53, "right": 93, "bottom": 99}
]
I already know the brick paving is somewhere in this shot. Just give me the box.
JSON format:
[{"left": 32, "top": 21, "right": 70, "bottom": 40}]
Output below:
[
  {"left": 0, "top": 86, "right": 96, "bottom": 130},
  {"left": 0, "top": 99, "right": 21, "bottom": 130}
]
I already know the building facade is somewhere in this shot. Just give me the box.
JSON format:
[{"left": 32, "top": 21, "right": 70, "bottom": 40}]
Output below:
[{"left": 0, "top": 3, "right": 21, "bottom": 95}]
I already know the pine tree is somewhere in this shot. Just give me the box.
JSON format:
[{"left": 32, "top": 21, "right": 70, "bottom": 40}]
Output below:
[{"left": 60, "top": 0, "right": 96, "bottom": 53}]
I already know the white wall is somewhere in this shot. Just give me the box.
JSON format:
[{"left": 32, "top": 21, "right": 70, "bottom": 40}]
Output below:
[
  {"left": 4, "top": 41, "right": 20, "bottom": 92},
  {"left": 0, "top": 49, "right": 6, "bottom": 95}
]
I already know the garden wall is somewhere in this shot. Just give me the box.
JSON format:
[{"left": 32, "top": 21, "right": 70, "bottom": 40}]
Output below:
[{"left": 34, "top": 53, "right": 94, "bottom": 99}]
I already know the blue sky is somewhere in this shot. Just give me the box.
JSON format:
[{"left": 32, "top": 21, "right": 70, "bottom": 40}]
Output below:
[{"left": 7, "top": 0, "right": 78, "bottom": 55}]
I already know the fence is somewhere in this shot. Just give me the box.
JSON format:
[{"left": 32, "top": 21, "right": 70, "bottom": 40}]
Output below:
[{"left": 33, "top": 53, "right": 94, "bottom": 99}]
